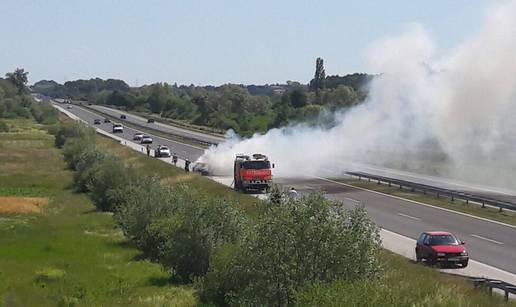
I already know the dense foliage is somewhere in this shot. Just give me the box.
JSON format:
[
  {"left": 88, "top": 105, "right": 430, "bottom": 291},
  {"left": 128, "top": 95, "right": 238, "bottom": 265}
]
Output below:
[
  {"left": 33, "top": 59, "right": 372, "bottom": 136},
  {"left": 0, "top": 69, "right": 58, "bottom": 124}
]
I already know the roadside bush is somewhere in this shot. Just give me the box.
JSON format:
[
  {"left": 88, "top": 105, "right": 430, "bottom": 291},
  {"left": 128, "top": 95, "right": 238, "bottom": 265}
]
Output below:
[
  {"left": 202, "top": 192, "right": 382, "bottom": 306},
  {"left": 74, "top": 148, "right": 109, "bottom": 192},
  {"left": 54, "top": 121, "right": 95, "bottom": 148},
  {"left": 87, "top": 158, "right": 137, "bottom": 211},
  {"left": 30, "top": 102, "right": 59, "bottom": 124},
  {"left": 150, "top": 190, "right": 246, "bottom": 282},
  {"left": 0, "top": 120, "right": 8, "bottom": 132},
  {"left": 62, "top": 138, "right": 96, "bottom": 170},
  {"left": 113, "top": 176, "right": 180, "bottom": 258}
]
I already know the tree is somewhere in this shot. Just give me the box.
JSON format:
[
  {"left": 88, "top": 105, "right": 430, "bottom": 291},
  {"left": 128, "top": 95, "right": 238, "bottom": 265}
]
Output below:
[
  {"left": 6, "top": 68, "right": 28, "bottom": 93},
  {"left": 289, "top": 87, "right": 308, "bottom": 108},
  {"left": 203, "top": 192, "right": 381, "bottom": 306},
  {"left": 309, "top": 58, "right": 325, "bottom": 93}
]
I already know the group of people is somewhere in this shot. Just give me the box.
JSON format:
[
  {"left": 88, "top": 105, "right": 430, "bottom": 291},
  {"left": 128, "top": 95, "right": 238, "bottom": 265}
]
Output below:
[{"left": 145, "top": 144, "right": 189, "bottom": 172}]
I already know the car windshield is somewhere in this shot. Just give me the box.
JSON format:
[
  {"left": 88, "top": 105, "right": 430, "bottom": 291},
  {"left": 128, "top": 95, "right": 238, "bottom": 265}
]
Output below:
[
  {"left": 243, "top": 161, "right": 270, "bottom": 169},
  {"left": 429, "top": 234, "right": 459, "bottom": 246}
]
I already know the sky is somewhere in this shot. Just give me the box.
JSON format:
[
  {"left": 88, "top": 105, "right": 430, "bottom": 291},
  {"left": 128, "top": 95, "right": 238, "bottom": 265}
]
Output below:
[{"left": 0, "top": 0, "right": 490, "bottom": 86}]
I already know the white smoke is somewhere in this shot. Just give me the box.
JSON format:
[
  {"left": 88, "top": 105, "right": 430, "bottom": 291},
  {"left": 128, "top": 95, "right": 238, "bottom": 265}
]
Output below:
[{"left": 199, "top": 1, "right": 516, "bottom": 189}]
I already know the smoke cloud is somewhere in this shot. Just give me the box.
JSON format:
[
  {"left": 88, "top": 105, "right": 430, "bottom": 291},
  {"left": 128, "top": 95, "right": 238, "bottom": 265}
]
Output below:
[{"left": 199, "top": 1, "right": 516, "bottom": 190}]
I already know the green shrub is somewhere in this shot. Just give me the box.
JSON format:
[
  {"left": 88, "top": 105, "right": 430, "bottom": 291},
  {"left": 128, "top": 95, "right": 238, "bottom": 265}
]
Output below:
[
  {"left": 113, "top": 176, "right": 180, "bottom": 258},
  {"left": 87, "top": 158, "right": 137, "bottom": 211},
  {"left": 30, "top": 102, "right": 58, "bottom": 124},
  {"left": 150, "top": 190, "right": 245, "bottom": 282},
  {"left": 54, "top": 121, "right": 95, "bottom": 148},
  {"left": 0, "top": 120, "right": 8, "bottom": 132},
  {"left": 74, "top": 148, "right": 109, "bottom": 192},
  {"left": 203, "top": 192, "right": 381, "bottom": 306},
  {"left": 62, "top": 138, "right": 96, "bottom": 170}
]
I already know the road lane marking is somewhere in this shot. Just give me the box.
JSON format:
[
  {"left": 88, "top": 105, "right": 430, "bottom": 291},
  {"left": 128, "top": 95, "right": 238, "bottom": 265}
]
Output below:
[
  {"left": 313, "top": 176, "right": 516, "bottom": 230},
  {"left": 397, "top": 213, "right": 421, "bottom": 221},
  {"left": 471, "top": 234, "right": 504, "bottom": 245}
]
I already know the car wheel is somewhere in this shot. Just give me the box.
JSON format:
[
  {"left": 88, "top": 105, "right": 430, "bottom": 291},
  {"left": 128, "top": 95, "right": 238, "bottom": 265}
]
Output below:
[
  {"left": 460, "top": 260, "right": 468, "bottom": 268},
  {"left": 416, "top": 254, "right": 422, "bottom": 263}
]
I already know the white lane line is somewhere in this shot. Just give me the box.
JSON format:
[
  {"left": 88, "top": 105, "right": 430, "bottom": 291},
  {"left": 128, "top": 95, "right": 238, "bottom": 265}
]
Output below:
[
  {"left": 397, "top": 213, "right": 421, "bottom": 221},
  {"left": 313, "top": 176, "right": 516, "bottom": 230},
  {"left": 471, "top": 234, "right": 504, "bottom": 245}
]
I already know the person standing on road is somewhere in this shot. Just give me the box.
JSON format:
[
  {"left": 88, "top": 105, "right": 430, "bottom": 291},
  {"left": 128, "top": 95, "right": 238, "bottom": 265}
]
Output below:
[
  {"left": 184, "top": 159, "right": 191, "bottom": 172},
  {"left": 146, "top": 144, "right": 151, "bottom": 156},
  {"left": 287, "top": 187, "right": 298, "bottom": 199},
  {"left": 172, "top": 153, "right": 178, "bottom": 166}
]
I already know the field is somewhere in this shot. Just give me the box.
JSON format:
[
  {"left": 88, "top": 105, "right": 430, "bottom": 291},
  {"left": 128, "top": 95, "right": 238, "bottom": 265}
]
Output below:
[
  {"left": 0, "top": 119, "right": 195, "bottom": 306},
  {"left": 1, "top": 118, "right": 515, "bottom": 306}
]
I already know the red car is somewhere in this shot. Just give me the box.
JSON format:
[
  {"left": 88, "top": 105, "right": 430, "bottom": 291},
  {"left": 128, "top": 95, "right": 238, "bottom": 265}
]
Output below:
[{"left": 416, "top": 231, "right": 468, "bottom": 268}]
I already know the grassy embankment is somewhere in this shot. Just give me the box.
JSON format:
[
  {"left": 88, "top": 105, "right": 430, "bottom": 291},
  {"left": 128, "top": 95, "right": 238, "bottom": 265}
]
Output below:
[
  {"left": 1, "top": 118, "right": 514, "bottom": 306},
  {"left": 0, "top": 119, "right": 196, "bottom": 306},
  {"left": 337, "top": 177, "right": 516, "bottom": 227}
]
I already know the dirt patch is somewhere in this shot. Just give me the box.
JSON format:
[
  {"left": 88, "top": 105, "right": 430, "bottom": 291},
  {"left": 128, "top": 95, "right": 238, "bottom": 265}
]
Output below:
[{"left": 0, "top": 196, "right": 49, "bottom": 214}]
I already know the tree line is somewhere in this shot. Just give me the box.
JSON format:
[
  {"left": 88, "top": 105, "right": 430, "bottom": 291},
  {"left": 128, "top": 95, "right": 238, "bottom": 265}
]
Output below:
[
  {"left": 0, "top": 68, "right": 58, "bottom": 132},
  {"left": 54, "top": 120, "right": 382, "bottom": 305},
  {"left": 33, "top": 59, "right": 372, "bottom": 136}
]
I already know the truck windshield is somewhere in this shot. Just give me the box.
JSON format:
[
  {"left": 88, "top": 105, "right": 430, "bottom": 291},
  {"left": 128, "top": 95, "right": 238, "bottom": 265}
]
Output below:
[{"left": 243, "top": 161, "right": 270, "bottom": 169}]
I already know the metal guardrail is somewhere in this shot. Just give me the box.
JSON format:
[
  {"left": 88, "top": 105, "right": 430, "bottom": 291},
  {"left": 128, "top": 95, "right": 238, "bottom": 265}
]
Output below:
[
  {"left": 346, "top": 171, "right": 516, "bottom": 212},
  {"left": 468, "top": 277, "right": 516, "bottom": 301}
]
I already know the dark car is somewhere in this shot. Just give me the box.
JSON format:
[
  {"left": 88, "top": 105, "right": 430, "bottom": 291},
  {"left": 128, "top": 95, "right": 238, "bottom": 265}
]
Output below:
[
  {"left": 120, "top": 114, "right": 127, "bottom": 119},
  {"left": 416, "top": 231, "right": 468, "bottom": 268},
  {"left": 93, "top": 119, "right": 101, "bottom": 125},
  {"left": 103, "top": 118, "right": 111, "bottom": 123},
  {"left": 192, "top": 162, "right": 210, "bottom": 176},
  {"left": 147, "top": 118, "right": 155, "bottom": 123}
]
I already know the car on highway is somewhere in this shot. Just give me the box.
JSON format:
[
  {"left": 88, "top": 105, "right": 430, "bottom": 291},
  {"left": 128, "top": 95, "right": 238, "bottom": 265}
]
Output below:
[
  {"left": 103, "top": 118, "right": 111, "bottom": 123},
  {"left": 66, "top": 105, "right": 72, "bottom": 109},
  {"left": 93, "top": 119, "right": 101, "bottom": 125},
  {"left": 112, "top": 124, "right": 123, "bottom": 133},
  {"left": 133, "top": 132, "right": 144, "bottom": 141},
  {"left": 147, "top": 118, "right": 155, "bottom": 123},
  {"left": 140, "top": 135, "right": 153, "bottom": 144},
  {"left": 416, "top": 231, "right": 468, "bottom": 268},
  {"left": 192, "top": 162, "right": 210, "bottom": 176},
  {"left": 120, "top": 114, "right": 127, "bottom": 119},
  {"left": 154, "top": 145, "right": 171, "bottom": 158}
]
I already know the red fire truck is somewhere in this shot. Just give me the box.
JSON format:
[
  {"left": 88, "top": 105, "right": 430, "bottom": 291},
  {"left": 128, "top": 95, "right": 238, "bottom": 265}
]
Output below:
[{"left": 233, "top": 153, "right": 273, "bottom": 192}]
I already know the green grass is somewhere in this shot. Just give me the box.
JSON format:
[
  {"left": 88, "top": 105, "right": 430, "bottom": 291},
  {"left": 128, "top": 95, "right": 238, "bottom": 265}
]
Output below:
[
  {"left": 298, "top": 250, "right": 516, "bottom": 306},
  {"left": 337, "top": 178, "right": 516, "bottom": 227},
  {"left": 0, "top": 120, "right": 196, "bottom": 306}
]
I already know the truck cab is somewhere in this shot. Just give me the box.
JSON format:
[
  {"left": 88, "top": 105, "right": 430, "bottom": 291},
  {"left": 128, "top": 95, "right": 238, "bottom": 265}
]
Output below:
[{"left": 234, "top": 154, "right": 273, "bottom": 192}]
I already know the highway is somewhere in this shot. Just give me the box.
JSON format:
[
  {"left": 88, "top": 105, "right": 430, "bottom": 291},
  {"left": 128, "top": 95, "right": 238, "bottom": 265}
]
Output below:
[
  {"left": 58, "top": 102, "right": 516, "bottom": 278},
  {"left": 87, "top": 104, "right": 225, "bottom": 145},
  {"left": 83, "top": 103, "right": 516, "bottom": 204}
]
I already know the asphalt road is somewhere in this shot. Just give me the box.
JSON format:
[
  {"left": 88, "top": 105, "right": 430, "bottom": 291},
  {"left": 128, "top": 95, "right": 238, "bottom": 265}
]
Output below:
[
  {"left": 88, "top": 104, "right": 225, "bottom": 145},
  {"left": 61, "top": 103, "right": 205, "bottom": 161},
  {"left": 60, "top": 102, "right": 516, "bottom": 276}
]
